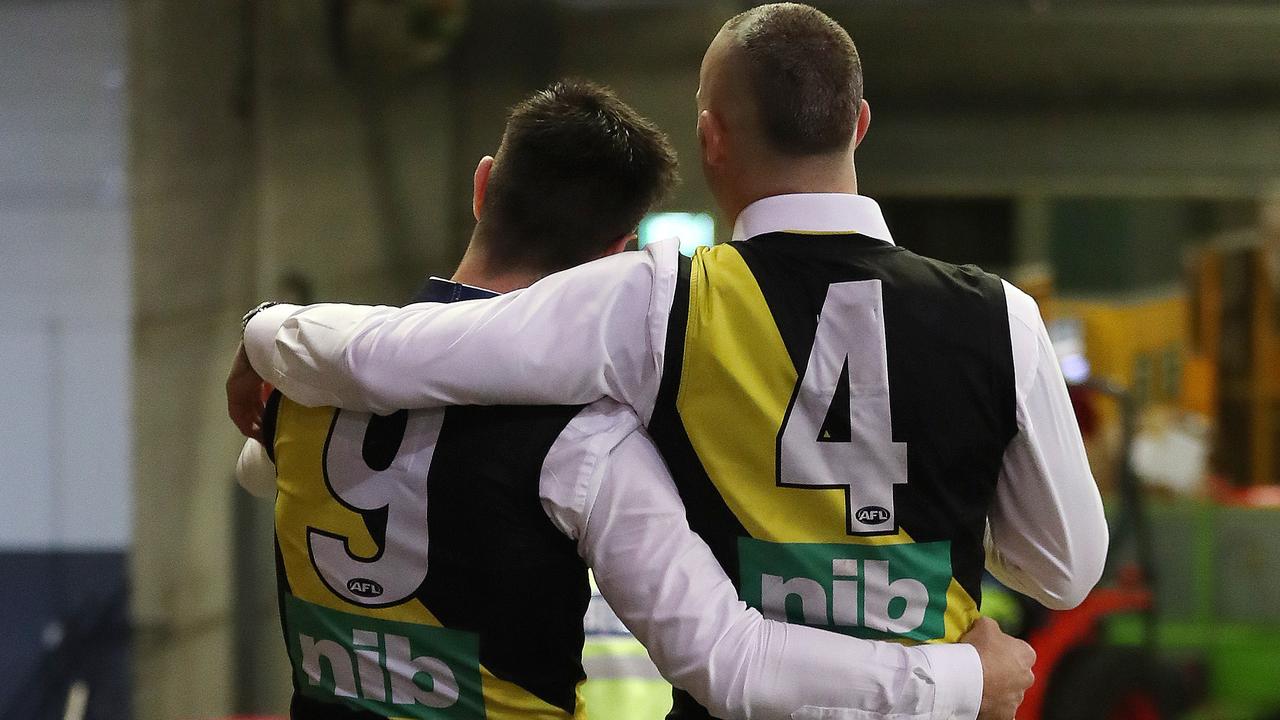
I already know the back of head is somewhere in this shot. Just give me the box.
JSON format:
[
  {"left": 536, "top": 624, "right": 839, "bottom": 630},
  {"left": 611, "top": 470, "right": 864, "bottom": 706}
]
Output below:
[
  {"left": 723, "top": 3, "right": 863, "bottom": 156},
  {"left": 478, "top": 80, "right": 678, "bottom": 275}
]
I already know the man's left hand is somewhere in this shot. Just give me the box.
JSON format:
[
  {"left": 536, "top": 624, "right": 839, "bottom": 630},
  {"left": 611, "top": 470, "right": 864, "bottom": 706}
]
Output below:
[{"left": 227, "top": 342, "right": 265, "bottom": 440}]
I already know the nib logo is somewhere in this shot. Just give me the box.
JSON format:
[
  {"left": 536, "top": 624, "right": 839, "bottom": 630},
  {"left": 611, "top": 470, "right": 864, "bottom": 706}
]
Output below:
[
  {"left": 285, "top": 596, "right": 484, "bottom": 719},
  {"left": 739, "top": 538, "right": 952, "bottom": 642},
  {"left": 298, "top": 629, "right": 458, "bottom": 707}
]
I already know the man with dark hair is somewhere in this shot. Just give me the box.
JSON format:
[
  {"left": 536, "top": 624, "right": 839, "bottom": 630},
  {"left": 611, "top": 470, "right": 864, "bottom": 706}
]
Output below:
[
  {"left": 472, "top": 81, "right": 677, "bottom": 275},
  {"left": 232, "top": 5, "right": 1108, "bottom": 720},
  {"left": 232, "top": 78, "right": 1033, "bottom": 720},
  {"left": 233, "top": 81, "right": 687, "bottom": 720}
]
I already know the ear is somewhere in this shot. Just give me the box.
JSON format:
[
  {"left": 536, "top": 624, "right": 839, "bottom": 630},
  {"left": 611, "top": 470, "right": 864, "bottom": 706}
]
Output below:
[
  {"left": 697, "top": 109, "right": 728, "bottom": 167},
  {"left": 473, "top": 155, "right": 495, "bottom": 221},
  {"left": 853, "top": 99, "right": 871, "bottom": 149},
  {"left": 584, "top": 232, "right": 633, "bottom": 263},
  {"left": 602, "top": 232, "right": 635, "bottom": 258}
]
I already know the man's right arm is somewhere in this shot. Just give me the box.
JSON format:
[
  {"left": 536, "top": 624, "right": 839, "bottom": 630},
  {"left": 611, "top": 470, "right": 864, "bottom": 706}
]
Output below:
[
  {"left": 987, "top": 282, "right": 1108, "bottom": 610},
  {"left": 239, "top": 240, "right": 681, "bottom": 419}
]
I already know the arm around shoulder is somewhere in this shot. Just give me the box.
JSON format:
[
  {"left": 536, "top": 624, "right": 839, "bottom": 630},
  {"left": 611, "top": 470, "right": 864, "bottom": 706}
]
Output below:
[
  {"left": 242, "top": 242, "right": 678, "bottom": 417},
  {"left": 570, "top": 421, "right": 983, "bottom": 719}
]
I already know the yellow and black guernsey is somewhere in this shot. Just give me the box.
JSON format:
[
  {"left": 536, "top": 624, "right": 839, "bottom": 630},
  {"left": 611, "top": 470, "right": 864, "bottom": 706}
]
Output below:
[
  {"left": 648, "top": 232, "right": 1017, "bottom": 720},
  {"left": 266, "top": 279, "right": 591, "bottom": 720}
]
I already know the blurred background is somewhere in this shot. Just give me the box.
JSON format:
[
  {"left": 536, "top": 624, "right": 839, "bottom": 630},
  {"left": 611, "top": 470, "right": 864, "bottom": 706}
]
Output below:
[{"left": 2, "top": 0, "right": 1279, "bottom": 718}]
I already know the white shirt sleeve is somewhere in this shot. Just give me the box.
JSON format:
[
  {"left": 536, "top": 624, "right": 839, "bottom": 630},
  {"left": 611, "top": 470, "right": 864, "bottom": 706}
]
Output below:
[
  {"left": 235, "top": 438, "right": 277, "bottom": 499},
  {"left": 242, "top": 240, "right": 682, "bottom": 421},
  {"left": 987, "top": 282, "right": 1108, "bottom": 610},
  {"left": 541, "top": 400, "right": 984, "bottom": 720}
]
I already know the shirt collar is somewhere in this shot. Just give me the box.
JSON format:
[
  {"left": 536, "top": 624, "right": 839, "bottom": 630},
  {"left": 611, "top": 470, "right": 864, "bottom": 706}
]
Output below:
[
  {"left": 730, "top": 193, "right": 894, "bottom": 245},
  {"left": 411, "top": 277, "right": 499, "bottom": 304}
]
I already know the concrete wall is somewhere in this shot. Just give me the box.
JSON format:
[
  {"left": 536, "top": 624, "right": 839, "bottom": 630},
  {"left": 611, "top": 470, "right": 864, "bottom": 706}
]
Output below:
[
  {"left": 129, "top": 0, "right": 263, "bottom": 714},
  {"left": 129, "top": 1, "right": 468, "bottom": 715}
]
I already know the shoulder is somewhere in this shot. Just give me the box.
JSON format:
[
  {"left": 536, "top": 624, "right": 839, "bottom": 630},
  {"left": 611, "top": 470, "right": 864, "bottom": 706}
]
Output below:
[
  {"left": 999, "top": 280, "right": 1048, "bottom": 370},
  {"left": 567, "top": 236, "right": 680, "bottom": 284},
  {"left": 937, "top": 265, "right": 1042, "bottom": 336},
  {"left": 698, "top": 240, "right": 747, "bottom": 265},
  {"left": 641, "top": 236, "right": 684, "bottom": 265},
  {"left": 1000, "top": 279, "right": 1044, "bottom": 336},
  {"left": 638, "top": 237, "right": 685, "bottom": 315},
  {"left": 889, "top": 249, "right": 1010, "bottom": 306},
  {"left": 999, "top": 279, "right": 1051, "bottom": 398}
]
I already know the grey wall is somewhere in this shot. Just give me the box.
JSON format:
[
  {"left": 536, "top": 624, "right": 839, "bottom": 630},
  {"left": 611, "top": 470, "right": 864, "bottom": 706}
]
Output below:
[
  {"left": 0, "top": 0, "right": 131, "bottom": 554},
  {"left": 0, "top": 0, "right": 131, "bottom": 716},
  {"left": 129, "top": 0, "right": 263, "bottom": 714}
]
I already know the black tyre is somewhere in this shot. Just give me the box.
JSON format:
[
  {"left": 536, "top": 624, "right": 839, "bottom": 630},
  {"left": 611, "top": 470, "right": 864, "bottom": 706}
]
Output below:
[{"left": 1042, "top": 646, "right": 1188, "bottom": 720}]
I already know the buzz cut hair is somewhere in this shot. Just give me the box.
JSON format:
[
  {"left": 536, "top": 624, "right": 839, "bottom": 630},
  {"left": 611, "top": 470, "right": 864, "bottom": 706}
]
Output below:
[
  {"left": 725, "top": 3, "right": 863, "bottom": 156},
  {"left": 479, "top": 80, "right": 679, "bottom": 274}
]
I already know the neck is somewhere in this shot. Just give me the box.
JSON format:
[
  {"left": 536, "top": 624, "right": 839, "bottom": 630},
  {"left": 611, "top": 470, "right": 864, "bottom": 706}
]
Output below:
[
  {"left": 452, "top": 242, "right": 543, "bottom": 295},
  {"left": 722, "top": 152, "right": 859, "bottom": 224}
]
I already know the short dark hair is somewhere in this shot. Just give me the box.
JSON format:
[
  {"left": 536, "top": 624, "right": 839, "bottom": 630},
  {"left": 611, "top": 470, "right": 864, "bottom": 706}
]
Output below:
[
  {"left": 726, "top": 3, "right": 863, "bottom": 156},
  {"left": 478, "top": 80, "right": 679, "bottom": 274}
]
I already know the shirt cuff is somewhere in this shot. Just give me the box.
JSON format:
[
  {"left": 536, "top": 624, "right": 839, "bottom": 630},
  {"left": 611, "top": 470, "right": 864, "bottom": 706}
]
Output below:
[
  {"left": 920, "top": 642, "right": 982, "bottom": 720},
  {"left": 243, "top": 302, "right": 301, "bottom": 379},
  {"left": 235, "top": 439, "right": 277, "bottom": 499}
]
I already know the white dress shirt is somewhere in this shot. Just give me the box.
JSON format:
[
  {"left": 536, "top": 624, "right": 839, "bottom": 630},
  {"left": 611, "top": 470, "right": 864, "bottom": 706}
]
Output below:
[
  {"left": 243, "top": 193, "right": 1109, "bottom": 714},
  {"left": 238, "top": 398, "right": 981, "bottom": 720}
]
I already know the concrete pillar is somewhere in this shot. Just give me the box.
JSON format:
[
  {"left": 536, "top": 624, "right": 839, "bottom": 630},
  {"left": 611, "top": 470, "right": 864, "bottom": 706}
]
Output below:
[
  {"left": 129, "top": 0, "right": 259, "bottom": 714},
  {"left": 131, "top": 1, "right": 469, "bottom": 715}
]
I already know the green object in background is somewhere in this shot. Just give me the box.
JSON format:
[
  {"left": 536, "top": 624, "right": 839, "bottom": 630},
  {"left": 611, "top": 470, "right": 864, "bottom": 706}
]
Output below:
[
  {"left": 1102, "top": 499, "right": 1280, "bottom": 718},
  {"left": 1106, "top": 617, "right": 1280, "bottom": 719},
  {"left": 979, "top": 582, "right": 1025, "bottom": 634}
]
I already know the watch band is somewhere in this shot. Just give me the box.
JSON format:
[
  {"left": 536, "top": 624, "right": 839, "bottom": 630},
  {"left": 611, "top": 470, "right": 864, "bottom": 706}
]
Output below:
[{"left": 241, "top": 301, "right": 281, "bottom": 332}]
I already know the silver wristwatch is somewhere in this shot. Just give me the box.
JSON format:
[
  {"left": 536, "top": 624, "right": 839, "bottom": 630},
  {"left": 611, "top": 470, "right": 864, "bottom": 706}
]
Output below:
[{"left": 241, "top": 301, "right": 281, "bottom": 333}]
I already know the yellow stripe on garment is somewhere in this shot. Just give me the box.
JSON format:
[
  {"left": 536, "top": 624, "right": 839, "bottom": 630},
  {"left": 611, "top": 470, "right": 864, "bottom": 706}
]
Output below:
[
  {"left": 274, "top": 399, "right": 582, "bottom": 719},
  {"left": 476, "top": 679, "right": 585, "bottom": 720},
  {"left": 677, "top": 245, "right": 909, "bottom": 547},
  {"left": 941, "top": 579, "right": 981, "bottom": 644},
  {"left": 384, "top": 680, "right": 583, "bottom": 720}
]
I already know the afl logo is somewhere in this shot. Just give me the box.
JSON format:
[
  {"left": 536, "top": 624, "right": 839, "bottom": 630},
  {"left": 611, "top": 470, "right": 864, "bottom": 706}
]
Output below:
[
  {"left": 347, "top": 578, "right": 384, "bottom": 598},
  {"left": 855, "top": 506, "right": 891, "bottom": 525}
]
